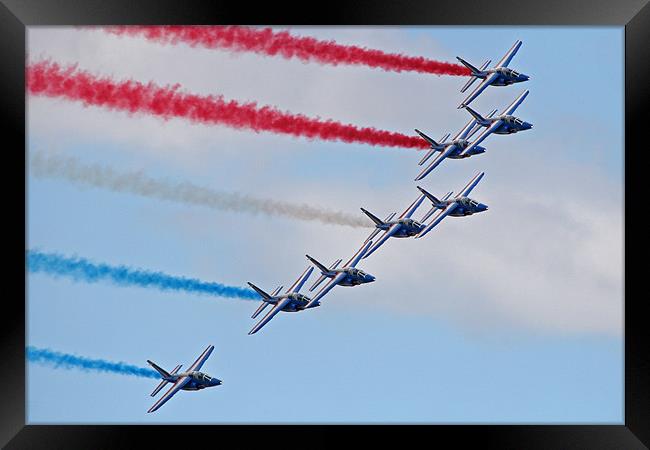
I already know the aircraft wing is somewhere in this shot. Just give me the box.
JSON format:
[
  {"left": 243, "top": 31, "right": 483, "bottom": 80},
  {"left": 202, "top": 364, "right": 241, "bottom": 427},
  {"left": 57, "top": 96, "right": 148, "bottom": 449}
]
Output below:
[
  {"left": 502, "top": 89, "right": 529, "bottom": 115},
  {"left": 248, "top": 297, "right": 291, "bottom": 335},
  {"left": 415, "top": 145, "right": 456, "bottom": 181},
  {"left": 147, "top": 375, "right": 191, "bottom": 413},
  {"left": 416, "top": 203, "right": 459, "bottom": 239},
  {"left": 455, "top": 117, "right": 478, "bottom": 140},
  {"left": 400, "top": 193, "right": 426, "bottom": 219},
  {"left": 496, "top": 40, "right": 522, "bottom": 68},
  {"left": 285, "top": 266, "right": 314, "bottom": 294},
  {"left": 459, "top": 72, "right": 498, "bottom": 108},
  {"left": 363, "top": 223, "right": 401, "bottom": 259},
  {"left": 459, "top": 120, "right": 502, "bottom": 157},
  {"left": 187, "top": 344, "right": 215, "bottom": 372},
  {"left": 457, "top": 172, "right": 485, "bottom": 198},
  {"left": 345, "top": 240, "right": 374, "bottom": 268},
  {"left": 304, "top": 271, "right": 347, "bottom": 308}
]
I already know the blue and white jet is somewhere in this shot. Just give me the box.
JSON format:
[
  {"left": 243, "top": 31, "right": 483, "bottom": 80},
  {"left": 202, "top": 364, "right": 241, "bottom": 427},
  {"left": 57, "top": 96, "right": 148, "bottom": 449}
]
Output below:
[
  {"left": 415, "top": 171, "right": 488, "bottom": 239},
  {"left": 457, "top": 40, "right": 530, "bottom": 108},
  {"left": 147, "top": 344, "right": 222, "bottom": 413},
  {"left": 414, "top": 108, "right": 498, "bottom": 181},
  {"left": 247, "top": 266, "right": 315, "bottom": 335},
  {"left": 460, "top": 90, "right": 532, "bottom": 157},
  {"left": 302, "top": 240, "right": 376, "bottom": 308},
  {"left": 360, "top": 192, "right": 427, "bottom": 259}
]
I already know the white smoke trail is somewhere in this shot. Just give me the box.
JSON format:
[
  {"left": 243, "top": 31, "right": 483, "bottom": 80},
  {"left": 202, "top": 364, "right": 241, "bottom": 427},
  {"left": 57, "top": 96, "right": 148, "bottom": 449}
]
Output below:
[{"left": 30, "top": 152, "right": 372, "bottom": 228}]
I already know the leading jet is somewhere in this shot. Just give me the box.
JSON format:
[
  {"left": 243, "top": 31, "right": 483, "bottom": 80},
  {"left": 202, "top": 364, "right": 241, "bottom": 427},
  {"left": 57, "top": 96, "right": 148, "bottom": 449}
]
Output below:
[
  {"left": 459, "top": 90, "right": 532, "bottom": 158},
  {"left": 302, "top": 240, "right": 376, "bottom": 309},
  {"left": 414, "top": 108, "right": 498, "bottom": 181},
  {"left": 147, "top": 344, "right": 222, "bottom": 413},
  {"left": 247, "top": 266, "right": 315, "bottom": 335},
  {"left": 360, "top": 192, "right": 427, "bottom": 259},
  {"left": 457, "top": 40, "right": 529, "bottom": 108},
  {"left": 415, "top": 171, "right": 488, "bottom": 239}
]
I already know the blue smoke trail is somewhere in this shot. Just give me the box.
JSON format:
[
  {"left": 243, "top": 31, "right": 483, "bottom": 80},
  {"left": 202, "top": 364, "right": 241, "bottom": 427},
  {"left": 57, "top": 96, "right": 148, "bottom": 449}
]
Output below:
[
  {"left": 26, "top": 250, "right": 259, "bottom": 300},
  {"left": 27, "top": 346, "right": 159, "bottom": 379}
]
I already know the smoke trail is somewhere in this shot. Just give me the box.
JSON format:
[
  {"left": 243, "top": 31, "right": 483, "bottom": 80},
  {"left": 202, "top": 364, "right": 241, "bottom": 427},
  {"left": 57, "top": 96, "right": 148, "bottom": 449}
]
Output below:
[
  {"left": 26, "top": 250, "right": 259, "bottom": 300},
  {"left": 105, "top": 26, "right": 470, "bottom": 77},
  {"left": 27, "top": 60, "right": 429, "bottom": 150},
  {"left": 27, "top": 346, "right": 159, "bottom": 379},
  {"left": 30, "top": 152, "right": 372, "bottom": 229}
]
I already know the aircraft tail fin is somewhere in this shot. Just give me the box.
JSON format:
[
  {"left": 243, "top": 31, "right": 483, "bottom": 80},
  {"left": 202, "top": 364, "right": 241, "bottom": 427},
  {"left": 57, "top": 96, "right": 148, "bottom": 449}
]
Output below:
[
  {"left": 456, "top": 56, "right": 482, "bottom": 75},
  {"left": 147, "top": 360, "right": 171, "bottom": 379},
  {"left": 360, "top": 208, "right": 384, "bottom": 227},
  {"left": 247, "top": 282, "right": 272, "bottom": 300},
  {"left": 459, "top": 58, "right": 490, "bottom": 93},
  {"left": 415, "top": 129, "right": 440, "bottom": 148},
  {"left": 416, "top": 186, "right": 446, "bottom": 208},
  {"left": 308, "top": 258, "right": 342, "bottom": 291},
  {"left": 464, "top": 105, "right": 490, "bottom": 126},
  {"left": 149, "top": 363, "right": 182, "bottom": 396},
  {"left": 306, "top": 255, "right": 331, "bottom": 275}
]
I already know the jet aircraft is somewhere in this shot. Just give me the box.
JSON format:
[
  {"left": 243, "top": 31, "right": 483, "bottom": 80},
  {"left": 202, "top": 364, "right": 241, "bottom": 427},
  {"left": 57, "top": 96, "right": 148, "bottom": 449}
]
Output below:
[
  {"left": 414, "top": 108, "right": 498, "bottom": 181},
  {"left": 247, "top": 266, "right": 315, "bottom": 335},
  {"left": 415, "top": 171, "right": 488, "bottom": 239},
  {"left": 459, "top": 90, "right": 532, "bottom": 157},
  {"left": 147, "top": 344, "right": 222, "bottom": 413},
  {"left": 302, "top": 240, "right": 375, "bottom": 308},
  {"left": 360, "top": 192, "right": 427, "bottom": 259},
  {"left": 457, "top": 40, "right": 530, "bottom": 108}
]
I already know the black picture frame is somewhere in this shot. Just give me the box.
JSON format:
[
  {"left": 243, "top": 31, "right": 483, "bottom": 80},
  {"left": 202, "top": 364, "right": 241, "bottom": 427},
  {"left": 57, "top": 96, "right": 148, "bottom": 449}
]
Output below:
[{"left": 4, "top": 0, "right": 648, "bottom": 447}]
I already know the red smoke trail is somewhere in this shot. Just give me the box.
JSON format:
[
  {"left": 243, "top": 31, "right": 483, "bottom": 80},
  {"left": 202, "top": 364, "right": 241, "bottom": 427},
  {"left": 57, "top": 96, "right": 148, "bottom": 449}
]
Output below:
[
  {"left": 27, "top": 61, "right": 429, "bottom": 149},
  {"left": 104, "top": 26, "right": 470, "bottom": 77}
]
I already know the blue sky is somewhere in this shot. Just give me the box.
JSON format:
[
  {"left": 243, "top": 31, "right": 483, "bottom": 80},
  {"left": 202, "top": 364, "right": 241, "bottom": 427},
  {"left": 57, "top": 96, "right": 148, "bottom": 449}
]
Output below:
[{"left": 26, "top": 26, "right": 623, "bottom": 423}]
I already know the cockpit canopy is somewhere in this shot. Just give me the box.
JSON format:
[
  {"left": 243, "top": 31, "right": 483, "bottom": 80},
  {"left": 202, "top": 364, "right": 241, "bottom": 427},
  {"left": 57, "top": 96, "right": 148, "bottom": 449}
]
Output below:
[
  {"left": 458, "top": 197, "right": 478, "bottom": 207},
  {"left": 401, "top": 218, "right": 421, "bottom": 228},
  {"left": 347, "top": 268, "right": 366, "bottom": 277},
  {"left": 193, "top": 371, "right": 212, "bottom": 382},
  {"left": 499, "top": 68, "right": 519, "bottom": 77},
  {"left": 290, "top": 292, "right": 308, "bottom": 302}
]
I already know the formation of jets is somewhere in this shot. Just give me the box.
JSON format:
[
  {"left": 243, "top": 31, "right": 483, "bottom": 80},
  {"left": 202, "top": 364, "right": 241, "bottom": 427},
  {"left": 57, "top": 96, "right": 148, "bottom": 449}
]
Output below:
[{"left": 145, "top": 40, "right": 531, "bottom": 413}]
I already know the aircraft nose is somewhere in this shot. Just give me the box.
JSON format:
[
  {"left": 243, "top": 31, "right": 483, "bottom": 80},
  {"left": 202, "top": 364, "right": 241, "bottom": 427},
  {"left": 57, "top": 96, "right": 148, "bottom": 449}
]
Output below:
[
  {"left": 368, "top": 275, "right": 376, "bottom": 282},
  {"left": 480, "top": 203, "right": 488, "bottom": 211},
  {"left": 522, "top": 74, "right": 530, "bottom": 81}
]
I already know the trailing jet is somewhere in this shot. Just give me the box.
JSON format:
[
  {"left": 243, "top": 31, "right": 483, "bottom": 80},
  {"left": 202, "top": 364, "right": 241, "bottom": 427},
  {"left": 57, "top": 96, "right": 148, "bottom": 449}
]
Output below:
[
  {"left": 459, "top": 90, "right": 532, "bottom": 157},
  {"left": 302, "top": 240, "right": 375, "bottom": 308},
  {"left": 360, "top": 192, "right": 427, "bottom": 259},
  {"left": 414, "top": 108, "right": 497, "bottom": 181},
  {"left": 147, "top": 344, "right": 222, "bottom": 413},
  {"left": 247, "top": 266, "right": 315, "bottom": 335},
  {"left": 415, "top": 171, "right": 487, "bottom": 239},
  {"left": 457, "top": 40, "right": 529, "bottom": 108}
]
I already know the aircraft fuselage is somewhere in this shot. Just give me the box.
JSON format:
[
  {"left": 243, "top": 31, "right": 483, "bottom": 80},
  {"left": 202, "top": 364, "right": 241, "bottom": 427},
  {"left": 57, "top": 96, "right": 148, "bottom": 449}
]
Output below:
[
  {"left": 447, "top": 197, "right": 488, "bottom": 216},
  {"left": 280, "top": 292, "right": 319, "bottom": 312},
  {"left": 382, "top": 218, "right": 425, "bottom": 237},
  {"left": 483, "top": 67, "right": 529, "bottom": 86},
  {"left": 442, "top": 140, "right": 486, "bottom": 159},
  {"left": 328, "top": 267, "right": 376, "bottom": 286},
  {"left": 488, "top": 115, "right": 533, "bottom": 134},
  {"left": 165, "top": 370, "right": 222, "bottom": 390}
]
